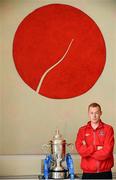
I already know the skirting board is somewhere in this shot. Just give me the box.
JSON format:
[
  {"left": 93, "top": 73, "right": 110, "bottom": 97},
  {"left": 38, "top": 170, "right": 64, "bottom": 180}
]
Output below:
[{"left": 0, "top": 154, "right": 115, "bottom": 176}]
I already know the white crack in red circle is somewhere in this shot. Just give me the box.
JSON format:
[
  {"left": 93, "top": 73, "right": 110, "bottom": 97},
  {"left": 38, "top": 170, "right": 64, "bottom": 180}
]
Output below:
[{"left": 13, "top": 4, "right": 106, "bottom": 99}]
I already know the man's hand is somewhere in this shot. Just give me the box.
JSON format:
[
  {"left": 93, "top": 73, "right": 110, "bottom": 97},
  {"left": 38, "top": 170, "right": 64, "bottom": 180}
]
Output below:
[
  {"left": 82, "top": 140, "right": 86, "bottom": 145},
  {"left": 97, "top": 146, "right": 103, "bottom": 150}
]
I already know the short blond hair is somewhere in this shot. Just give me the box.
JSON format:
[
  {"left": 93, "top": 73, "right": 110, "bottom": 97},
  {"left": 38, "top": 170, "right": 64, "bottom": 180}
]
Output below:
[{"left": 88, "top": 103, "right": 101, "bottom": 112}]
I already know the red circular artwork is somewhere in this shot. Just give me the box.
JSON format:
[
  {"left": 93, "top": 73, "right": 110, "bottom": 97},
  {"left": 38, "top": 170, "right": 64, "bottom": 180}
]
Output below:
[{"left": 13, "top": 4, "right": 106, "bottom": 99}]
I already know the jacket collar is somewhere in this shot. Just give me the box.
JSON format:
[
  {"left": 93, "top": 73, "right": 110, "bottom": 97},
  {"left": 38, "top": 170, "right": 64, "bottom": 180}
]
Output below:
[{"left": 87, "top": 119, "right": 104, "bottom": 130}]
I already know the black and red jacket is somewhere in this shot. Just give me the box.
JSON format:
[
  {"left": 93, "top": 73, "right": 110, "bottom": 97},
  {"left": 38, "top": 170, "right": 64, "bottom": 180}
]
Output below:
[{"left": 75, "top": 120, "right": 114, "bottom": 173}]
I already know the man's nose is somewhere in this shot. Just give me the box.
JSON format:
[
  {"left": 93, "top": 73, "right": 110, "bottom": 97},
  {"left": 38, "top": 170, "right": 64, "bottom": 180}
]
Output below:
[{"left": 93, "top": 114, "right": 96, "bottom": 117}]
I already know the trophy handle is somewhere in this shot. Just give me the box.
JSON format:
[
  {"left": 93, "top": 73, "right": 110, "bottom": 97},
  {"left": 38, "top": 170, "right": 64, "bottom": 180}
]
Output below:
[
  {"left": 66, "top": 143, "right": 74, "bottom": 153},
  {"left": 42, "top": 144, "right": 51, "bottom": 154}
]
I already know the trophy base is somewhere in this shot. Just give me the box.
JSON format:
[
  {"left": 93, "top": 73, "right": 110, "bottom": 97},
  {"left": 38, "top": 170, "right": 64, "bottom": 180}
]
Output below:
[
  {"left": 49, "top": 169, "right": 69, "bottom": 179},
  {"left": 38, "top": 173, "right": 80, "bottom": 179}
]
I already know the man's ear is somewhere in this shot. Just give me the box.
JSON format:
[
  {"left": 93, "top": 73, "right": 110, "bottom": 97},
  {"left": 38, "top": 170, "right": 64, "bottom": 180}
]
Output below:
[{"left": 100, "top": 111, "right": 102, "bottom": 116}]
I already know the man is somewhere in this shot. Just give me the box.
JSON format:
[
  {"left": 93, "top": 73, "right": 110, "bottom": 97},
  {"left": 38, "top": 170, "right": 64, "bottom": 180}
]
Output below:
[{"left": 75, "top": 103, "right": 114, "bottom": 179}]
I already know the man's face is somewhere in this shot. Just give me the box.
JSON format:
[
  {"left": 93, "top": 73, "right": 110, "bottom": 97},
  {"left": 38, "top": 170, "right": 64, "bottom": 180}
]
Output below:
[{"left": 88, "top": 106, "right": 102, "bottom": 124}]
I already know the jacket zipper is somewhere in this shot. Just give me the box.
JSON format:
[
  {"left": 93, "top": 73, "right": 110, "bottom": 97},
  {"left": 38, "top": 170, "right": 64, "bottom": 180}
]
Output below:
[
  {"left": 93, "top": 131, "right": 96, "bottom": 145},
  {"left": 96, "top": 160, "right": 100, "bottom": 173},
  {"left": 93, "top": 130, "right": 99, "bottom": 173}
]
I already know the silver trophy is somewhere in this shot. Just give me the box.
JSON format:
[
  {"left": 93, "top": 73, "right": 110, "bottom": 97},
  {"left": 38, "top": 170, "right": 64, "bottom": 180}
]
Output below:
[{"left": 42, "top": 129, "right": 74, "bottom": 179}]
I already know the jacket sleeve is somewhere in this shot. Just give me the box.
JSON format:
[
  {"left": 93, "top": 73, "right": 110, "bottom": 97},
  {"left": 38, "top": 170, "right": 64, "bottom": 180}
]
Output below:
[
  {"left": 75, "top": 128, "right": 96, "bottom": 157},
  {"left": 91, "top": 126, "right": 114, "bottom": 161}
]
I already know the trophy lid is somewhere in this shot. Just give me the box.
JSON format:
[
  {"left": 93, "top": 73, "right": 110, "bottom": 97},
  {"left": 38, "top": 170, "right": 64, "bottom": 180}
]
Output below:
[{"left": 50, "top": 129, "right": 66, "bottom": 144}]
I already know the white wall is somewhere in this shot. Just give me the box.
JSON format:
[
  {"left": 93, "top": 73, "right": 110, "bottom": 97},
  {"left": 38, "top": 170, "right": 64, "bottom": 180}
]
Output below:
[{"left": 0, "top": 0, "right": 116, "bottom": 175}]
